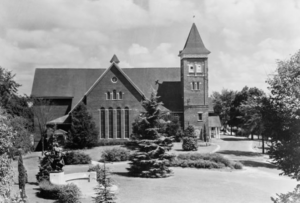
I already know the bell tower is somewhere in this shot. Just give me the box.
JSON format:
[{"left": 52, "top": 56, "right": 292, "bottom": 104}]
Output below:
[{"left": 179, "top": 23, "right": 210, "bottom": 137}]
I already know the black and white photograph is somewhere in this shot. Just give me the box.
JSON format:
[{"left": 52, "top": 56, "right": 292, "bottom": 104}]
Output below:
[{"left": 0, "top": 0, "right": 300, "bottom": 202}]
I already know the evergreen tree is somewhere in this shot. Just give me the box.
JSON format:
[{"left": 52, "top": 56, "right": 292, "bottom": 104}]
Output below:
[
  {"left": 18, "top": 154, "right": 27, "bottom": 200},
  {"left": 128, "top": 93, "right": 175, "bottom": 178},
  {"left": 94, "top": 163, "right": 116, "bottom": 203},
  {"left": 68, "top": 102, "right": 99, "bottom": 149}
]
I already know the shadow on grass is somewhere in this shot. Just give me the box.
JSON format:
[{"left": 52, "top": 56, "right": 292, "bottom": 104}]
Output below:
[
  {"left": 27, "top": 182, "right": 39, "bottom": 186},
  {"left": 221, "top": 138, "right": 250, "bottom": 142},
  {"left": 240, "top": 160, "right": 276, "bottom": 169},
  {"left": 217, "top": 150, "right": 262, "bottom": 157}
]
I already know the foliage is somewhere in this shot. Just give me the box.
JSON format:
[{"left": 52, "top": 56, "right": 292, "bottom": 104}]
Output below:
[
  {"left": 101, "top": 148, "right": 131, "bottom": 162},
  {"left": 229, "top": 86, "right": 265, "bottom": 129},
  {"left": 182, "top": 137, "right": 198, "bottom": 151},
  {"left": 211, "top": 89, "right": 236, "bottom": 126},
  {"left": 18, "top": 154, "right": 27, "bottom": 199},
  {"left": 271, "top": 184, "right": 300, "bottom": 203},
  {"left": 57, "top": 183, "right": 81, "bottom": 203},
  {"left": 96, "top": 139, "right": 129, "bottom": 146},
  {"left": 39, "top": 180, "right": 61, "bottom": 199},
  {"left": 266, "top": 50, "right": 300, "bottom": 179},
  {"left": 170, "top": 153, "right": 242, "bottom": 169},
  {"left": 0, "top": 111, "right": 15, "bottom": 201},
  {"left": 9, "top": 116, "right": 33, "bottom": 155},
  {"left": 93, "top": 164, "right": 117, "bottom": 203},
  {"left": 160, "top": 114, "right": 183, "bottom": 141},
  {"left": 36, "top": 136, "right": 65, "bottom": 182},
  {"left": 39, "top": 180, "right": 81, "bottom": 203},
  {"left": 88, "top": 165, "right": 103, "bottom": 184},
  {"left": 31, "top": 98, "right": 56, "bottom": 154},
  {"left": 68, "top": 102, "right": 99, "bottom": 149},
  {"left": 182, "top": 125, "right": 198, "bottom": 151},
  {"left": 269, "top": 132, "right": 300, "bottom": 180},
  {"left": 128, "top": 93, "right": 175, "bottom": 178},
  {"left": 64, "top": 151, "right": 91, "bottom": 165}
]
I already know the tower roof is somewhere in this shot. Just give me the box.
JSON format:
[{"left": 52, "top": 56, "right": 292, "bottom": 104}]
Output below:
[
  {"left": 110, "top": 54, "right": 120, "bottom": 64},
  {"left": 180, "top": 23, "right": 210, "bottom": 56}
]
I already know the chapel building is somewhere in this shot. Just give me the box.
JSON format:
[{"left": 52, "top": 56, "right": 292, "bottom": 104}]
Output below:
[{"left": 31, "top": 23, "right": 221, "bottom": 143}]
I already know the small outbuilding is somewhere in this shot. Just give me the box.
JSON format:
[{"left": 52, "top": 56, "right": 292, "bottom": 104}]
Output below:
[{"left": 209, "top": 116, "right": 222, "bottom": 139}]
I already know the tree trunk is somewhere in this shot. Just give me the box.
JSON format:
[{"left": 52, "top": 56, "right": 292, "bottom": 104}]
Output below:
[
  {"left": 251, "top": 134, "right": 253, "bottom": 140},
  {"left": 230, "top": 126, "right": 232, "bottom": 135}
]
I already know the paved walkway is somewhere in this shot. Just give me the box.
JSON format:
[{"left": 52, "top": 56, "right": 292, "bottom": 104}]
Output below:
[{"left": 213, "top": 134, "right": 273, "bottom": 168}]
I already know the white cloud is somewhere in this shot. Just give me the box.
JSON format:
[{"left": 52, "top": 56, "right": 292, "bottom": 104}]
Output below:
[{"left": 128, "top": 44, "right": 149, "bottom": 55}]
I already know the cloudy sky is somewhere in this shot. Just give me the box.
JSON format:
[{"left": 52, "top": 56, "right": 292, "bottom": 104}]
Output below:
[{"left": 1, "top": 0, "right": 300, "bottom": 95}]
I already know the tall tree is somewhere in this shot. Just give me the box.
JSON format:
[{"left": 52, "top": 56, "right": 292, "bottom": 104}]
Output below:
[
  {"left": 68, "top": 102, "right": 99, "bottom": 149},
  {"left": 31, "top": 98, "right": 55, "bottom": 154},
  {"left": 128, "top": 93, "right": 175, "bottom": 178},
  {"left": 211, "top": 89, "right": 236, "bottom": 132},
  {"left": 267, "top": 50, "right": 300, "bottom": 180},
  {"left": 231, "top": 86, "right": 265, "bottom": 138}
]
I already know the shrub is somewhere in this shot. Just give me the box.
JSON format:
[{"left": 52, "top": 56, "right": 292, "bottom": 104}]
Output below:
[
  {"left": 39, "top": 180, "right": 60, "bottom": 199},
  {"left": 96, "top": 139, "right": 129, "bottom": 146},
  {"left": 64, "top": 151, "right": 91, "bottom": 165},
  {"left": 57, "top": 184, "right": 81, "bottom": 203},
  {"left": 184, "top": 125, "right": 196, "bottom": 138},
  {"left": 182, "top": 137, "right": 198, "bottom": 151},
  {"left": 233, "top": 162, "right": 243, "bottom": 169},
  {"left": 171, "top": 153, "right": 243, "bottom": 170},
  {"left": 101, "top": 148, "right": 131, "bottom": 162}
]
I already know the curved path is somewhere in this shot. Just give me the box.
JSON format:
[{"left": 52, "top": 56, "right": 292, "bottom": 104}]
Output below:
[{"left": 213, "top": 134, "right": 273, "bottom": 168}]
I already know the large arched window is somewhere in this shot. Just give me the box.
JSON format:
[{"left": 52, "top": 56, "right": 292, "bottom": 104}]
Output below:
[
  {"left": 100, "top": 108, "right": 105, "bottom": 138},
  {"left": 125, "top": 107, "right": 129, "bottom": 138},
  {"left": 117, "top": 107, "right": 121, "bottom": 138},
  {"left": 109, "top": 107, "right": 113, "bottom": 138},
  {"left": 113, "top": 90, "right": 117, "bottom": 100},
  {"left": 119, "top": 91, "right": 123, "bottom": 100}
]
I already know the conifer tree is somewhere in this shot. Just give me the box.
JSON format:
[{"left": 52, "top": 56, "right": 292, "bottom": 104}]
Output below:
[
  {"left": 18, "top": 153, "right": 27, "bottom": 200},
  {"left": 128, "top": 93, "right": 175, "bottom": 178},
  {"left": 68, "top": 102, "right": 99, "bottom": 149},
  {"left": 94, "top": 163, "right": 116, "bottom": 203}
]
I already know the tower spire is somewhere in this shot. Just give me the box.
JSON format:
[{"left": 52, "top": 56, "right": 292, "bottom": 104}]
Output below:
[{"left": 179, "top": 23, "right": 210, "bottom": 57}]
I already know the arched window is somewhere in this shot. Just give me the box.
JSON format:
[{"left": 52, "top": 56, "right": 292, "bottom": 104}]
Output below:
[
  {"left": 107, "top": 92, "right": 111, "bottom": 100},
  {"left": 109, "top": 107, "right": 113, "bottom": 138},
  {"left": 119, "top": 91, "right": 123, "bottom": 100},
  {"left": 197, "top": 82, "right": 200, "bottom": 90},
  {"left": 192, "top": 82, "right": 195, "bottom": 90},
  {"left": 117, "top": 107, "right": 121, "bottom": 138},
  {"left": 100, "top": 108, "right": 105, "bottom": 138},
  {"left": 125, "top": 107, "right": 129, "bottom": 138},
  {"left": 113, "top": 90, "right": 117, "bottom": 100}
]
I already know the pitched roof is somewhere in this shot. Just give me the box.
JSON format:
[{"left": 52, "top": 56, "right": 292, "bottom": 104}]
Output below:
[
  {"left": 31, "top": 67, "right": 182, "bottom": 110},
  {"left": 180, "top": 23, "right": 210, "bottom": 55},
  {"left": 209, "top": 116, "right": 222, "bottom": 127}
]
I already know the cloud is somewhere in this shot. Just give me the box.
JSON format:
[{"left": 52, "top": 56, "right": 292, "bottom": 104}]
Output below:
[
  {"left": 0, "top": 0, "right": 300, "bottom": 96},
  {"left": 128, "top": 44, "right": 149, "bottom": 55}
]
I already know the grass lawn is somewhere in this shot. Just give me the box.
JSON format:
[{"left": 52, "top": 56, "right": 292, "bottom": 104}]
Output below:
[{"left": 11, "top": 138, "right": 292, "bottom": 203}]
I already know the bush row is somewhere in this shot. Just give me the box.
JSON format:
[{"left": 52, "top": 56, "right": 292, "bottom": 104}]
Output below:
[
  {"left": 95, "top": 139, "right": 129, "bottom": 146},
  {"left": 170, "top": 153, "right": 243, "bottom": 169},
  {"left": 39, "top": 180, "right": 81, "bottom": 203}
]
